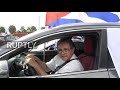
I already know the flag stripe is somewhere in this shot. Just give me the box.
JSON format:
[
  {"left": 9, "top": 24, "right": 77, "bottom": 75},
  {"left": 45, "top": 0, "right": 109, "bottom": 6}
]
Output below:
[
  {"left": 46, "top": 12, "right": 70, "bottom": 25},
  {"left": 47, "top": 18, "right": 82, "bottom": 27},
  {"left": 85, "top": 12, "right": 120, "bottom": 22}
]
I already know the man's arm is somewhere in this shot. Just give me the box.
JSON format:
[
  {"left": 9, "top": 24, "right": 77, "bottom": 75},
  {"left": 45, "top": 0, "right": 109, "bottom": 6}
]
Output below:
[
  {"left": 25, "top": 54, "right": 51, "bottom": 75},
  {"left": 31, "top": 62, "right": 48, "bottom": 75},
  {"left": 35, "top": 58, "right": 51, "bottom": 72}
]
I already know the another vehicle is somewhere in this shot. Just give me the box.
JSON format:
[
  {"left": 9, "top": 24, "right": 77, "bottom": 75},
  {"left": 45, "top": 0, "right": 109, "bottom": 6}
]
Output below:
[
  {"left": 0, "top": 34, "right": 18, "bottom": 47},
  {"left": 0, "top": 23, "right": 120, "bottom": 78}
]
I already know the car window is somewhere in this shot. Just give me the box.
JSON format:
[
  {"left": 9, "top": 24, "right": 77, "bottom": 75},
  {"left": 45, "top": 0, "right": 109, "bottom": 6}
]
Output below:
[
  {"left": 31, "top": 39, "right": 59, "bottom": 51},
  {"left": 0, "top": 36, "right": 5, "bottom": 40},
  {"left": 6, "top": 35, "right": 16, "bottom": 41},
  {"left": 30, "top": 36, "right": 84, "bottom": 52}
]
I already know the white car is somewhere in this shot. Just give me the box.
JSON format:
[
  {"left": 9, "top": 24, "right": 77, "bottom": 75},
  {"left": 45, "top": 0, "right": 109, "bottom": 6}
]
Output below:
[{"left": 0, "top": 23, "right": 120, "bottom": 78}]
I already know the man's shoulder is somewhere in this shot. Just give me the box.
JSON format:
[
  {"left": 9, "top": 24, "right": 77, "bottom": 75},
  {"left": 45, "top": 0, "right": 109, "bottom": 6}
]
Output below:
[
  {"left": 67, "top": 60, "right": 84, "bottom": 71},
  {"left": 53, "top": 54, "right": 62, "bottom": 62},
  {"left": 53, "top": 54, "right": 59, "bottom": 59},
  {"left": 67, "top": 59, "right": 80, "bottom": 66},
  {"left": 72, "top": 54, "right": 78, "bottom": 59}
]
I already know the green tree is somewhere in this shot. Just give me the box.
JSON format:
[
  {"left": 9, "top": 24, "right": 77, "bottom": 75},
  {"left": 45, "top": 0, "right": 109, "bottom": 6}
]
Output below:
[
  {"left": 9, "top": 25, "right": 16, "bottom": 34},
  {"left": 20, "top": 26, "right": 27, "bottom": 33},
  {"left": 0, "top": 26, "right": 5, "bottom": 33},
  {"left": 16, "top": 30, "right": 21, "bottom": 33},
  {"left": 26, "top": 27, "right": 31, "bottom": 33},
  {"left": 30, "top": 26, "right": 37, "bottom": 32}
]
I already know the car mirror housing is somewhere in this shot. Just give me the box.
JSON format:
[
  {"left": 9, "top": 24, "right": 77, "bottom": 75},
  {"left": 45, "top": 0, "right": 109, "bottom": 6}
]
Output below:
[{"left": 0, "top": 60, "right": 9, "bottom": 78}]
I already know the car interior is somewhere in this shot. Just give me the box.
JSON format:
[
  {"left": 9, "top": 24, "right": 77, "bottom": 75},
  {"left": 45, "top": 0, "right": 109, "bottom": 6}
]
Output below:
[{"left": 8, "top": 34, "right": 99, "bottom": 77}]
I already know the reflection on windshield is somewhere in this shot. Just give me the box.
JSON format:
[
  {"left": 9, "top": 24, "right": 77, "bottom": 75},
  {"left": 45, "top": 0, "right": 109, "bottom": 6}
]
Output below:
[{"left": 31, "top": 39, "right": 59, "bottom": 51}]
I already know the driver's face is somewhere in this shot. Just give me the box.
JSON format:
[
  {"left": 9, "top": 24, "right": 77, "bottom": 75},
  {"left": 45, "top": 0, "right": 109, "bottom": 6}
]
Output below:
[{"left": 57, "top": 42, "right": 74, "bottom": 61}]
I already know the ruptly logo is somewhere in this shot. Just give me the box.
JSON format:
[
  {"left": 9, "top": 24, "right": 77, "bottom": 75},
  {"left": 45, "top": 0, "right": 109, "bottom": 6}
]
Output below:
[{"left": 6, "top": 41, "right": 36, "bottom": 49}]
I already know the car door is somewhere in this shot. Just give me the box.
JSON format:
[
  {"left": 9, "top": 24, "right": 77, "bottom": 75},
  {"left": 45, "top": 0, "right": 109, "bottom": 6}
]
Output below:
[
  {"left": 0, "top": 23, "right": 120, "bottom": 78},
  {"left": 37, "top": 29, "right": 110, "bottom": 78},
  {"left": 107, "top": 49, "right": 119, "bottom": 78}
]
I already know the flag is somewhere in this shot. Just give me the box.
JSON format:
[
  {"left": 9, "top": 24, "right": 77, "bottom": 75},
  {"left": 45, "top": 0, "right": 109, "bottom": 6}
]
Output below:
[
  {"left": 46, "top": 12, "right": 82, "bottom": 27},
  {"left": 46, "top": 12, "right": 120, "bottom": 27}
]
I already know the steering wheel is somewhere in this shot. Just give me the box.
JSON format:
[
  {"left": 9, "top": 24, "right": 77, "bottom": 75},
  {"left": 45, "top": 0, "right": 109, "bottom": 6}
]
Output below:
[
  {"left": 23, "top": 64, "right": 37, "bottom": 76},
  {"left": 18, "top": 52, "right": 37, "bottom": 76},
  {"left": 8, "top": 52, "right": 38, "bottom": 77}
]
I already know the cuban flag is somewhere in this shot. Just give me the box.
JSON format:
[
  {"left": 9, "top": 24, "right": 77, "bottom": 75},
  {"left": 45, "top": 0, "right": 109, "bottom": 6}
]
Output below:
[{"left": 46, "top": 12, "right": 120, "bottom": 27}]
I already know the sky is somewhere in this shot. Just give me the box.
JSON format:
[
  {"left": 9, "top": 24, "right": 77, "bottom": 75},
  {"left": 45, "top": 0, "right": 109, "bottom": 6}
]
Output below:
[
  {"left": 1, "top": 12, "right": 120, "bottom": 34},
  {"left": 0, "top": 12, "right": 46, "bottom": 33}
]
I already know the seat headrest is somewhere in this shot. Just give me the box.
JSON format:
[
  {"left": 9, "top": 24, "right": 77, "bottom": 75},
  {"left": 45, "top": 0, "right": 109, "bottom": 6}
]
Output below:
[{"left": 84, "top": 36, "right": 94, "bottom": 56}]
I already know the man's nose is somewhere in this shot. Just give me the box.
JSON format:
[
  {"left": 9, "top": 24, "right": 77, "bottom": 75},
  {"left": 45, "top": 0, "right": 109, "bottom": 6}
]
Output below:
[{"left": 61, "top": 50, "right": 66, "bottom": 54}]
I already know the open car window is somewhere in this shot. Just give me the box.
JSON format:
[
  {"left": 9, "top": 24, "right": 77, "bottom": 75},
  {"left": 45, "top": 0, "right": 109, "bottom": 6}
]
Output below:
[{"left": 31, "top": 39, "right": 59, "bottom": 52}]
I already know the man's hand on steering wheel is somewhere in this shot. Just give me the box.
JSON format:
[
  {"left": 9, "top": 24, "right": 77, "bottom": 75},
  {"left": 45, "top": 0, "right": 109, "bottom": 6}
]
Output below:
[{"left": 24, "top": 54, "right": 38, "bottom": 76}]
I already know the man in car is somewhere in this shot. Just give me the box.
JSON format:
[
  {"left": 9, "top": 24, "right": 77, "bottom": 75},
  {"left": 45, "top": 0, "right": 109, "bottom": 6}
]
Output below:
[{"left": 25, "top": 37, "right": 84, "bottom": 76}]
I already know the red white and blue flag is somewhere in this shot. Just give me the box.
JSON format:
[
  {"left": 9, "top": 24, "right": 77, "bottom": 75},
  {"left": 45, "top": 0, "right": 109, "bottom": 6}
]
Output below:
[{"left": 46, "top": 12, "right": 120, "bottom": 27}]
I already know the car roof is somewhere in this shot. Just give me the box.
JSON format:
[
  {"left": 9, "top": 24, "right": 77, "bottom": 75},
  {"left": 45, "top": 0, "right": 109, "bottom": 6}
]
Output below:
[
  {"left": 16, "top": 23, "right": 120, "bottom": 42},
  {"left": 0, "top": 23, "right": 120, "bottom": 58}
]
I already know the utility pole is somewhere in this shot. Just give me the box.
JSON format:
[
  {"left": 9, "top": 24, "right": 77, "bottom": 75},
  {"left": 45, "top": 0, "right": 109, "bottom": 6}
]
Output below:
[{"left": 38, "top": 16, "right": 40, "bottom": 30}]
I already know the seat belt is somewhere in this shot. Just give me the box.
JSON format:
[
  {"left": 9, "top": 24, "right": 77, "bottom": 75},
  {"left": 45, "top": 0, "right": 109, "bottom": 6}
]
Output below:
[{"left": 49, "top": 58, "right": 78, "bottom": 74}]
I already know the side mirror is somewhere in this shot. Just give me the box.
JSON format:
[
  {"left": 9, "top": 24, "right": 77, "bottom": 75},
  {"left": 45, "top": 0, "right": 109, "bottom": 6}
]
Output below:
[{"left": 0, "top": 60, "right": 9, "bottom": 78}]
